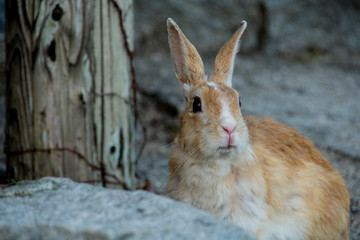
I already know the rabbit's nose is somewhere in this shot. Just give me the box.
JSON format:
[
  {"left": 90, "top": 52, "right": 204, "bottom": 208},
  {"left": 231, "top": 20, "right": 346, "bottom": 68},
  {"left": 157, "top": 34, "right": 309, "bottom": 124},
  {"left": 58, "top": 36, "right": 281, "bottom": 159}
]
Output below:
[
  {"left": 222, "top": 126, "right": 236, "bottom": 135},
  {"left": 222, "top": 126, "right": 237, "bottom": 145}
]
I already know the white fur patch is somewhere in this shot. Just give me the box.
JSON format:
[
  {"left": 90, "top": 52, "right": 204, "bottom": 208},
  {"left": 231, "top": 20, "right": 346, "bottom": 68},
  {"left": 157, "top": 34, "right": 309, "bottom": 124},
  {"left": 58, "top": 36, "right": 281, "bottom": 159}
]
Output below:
[
  {"left": 220, "top": 99, "right": 236, "bottom": 130},
  {"left": 258, "top": 213, "right": 308, "bottom": 240},
  {"left": 207, "top": 81, "right": 217, "bottom": 87},
  {"left": 207, "top": 81, "right": 219, "bottom": 91},
  {"left": 182, "top": 83, "right": 191, "bottom": 92},
  {"left": 233, "top": 182, "right": 268, "bottom": 234}
]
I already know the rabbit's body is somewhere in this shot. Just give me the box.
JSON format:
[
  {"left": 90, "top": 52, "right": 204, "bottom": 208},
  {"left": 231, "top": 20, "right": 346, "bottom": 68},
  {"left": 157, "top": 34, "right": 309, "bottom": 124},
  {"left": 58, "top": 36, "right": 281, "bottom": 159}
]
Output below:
[
  {"left": 168, "top": 116, "right": 349, "bottom": 239},
  {"left": 166, "top": 18, "right": 349, "bottom": 240}
]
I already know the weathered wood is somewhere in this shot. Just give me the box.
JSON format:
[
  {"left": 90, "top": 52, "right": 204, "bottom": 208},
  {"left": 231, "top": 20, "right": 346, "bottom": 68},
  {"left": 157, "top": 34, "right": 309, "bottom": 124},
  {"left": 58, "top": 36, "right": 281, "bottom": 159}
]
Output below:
[{"left": 5, "top": 0, "right": 136, "bottom": 189}]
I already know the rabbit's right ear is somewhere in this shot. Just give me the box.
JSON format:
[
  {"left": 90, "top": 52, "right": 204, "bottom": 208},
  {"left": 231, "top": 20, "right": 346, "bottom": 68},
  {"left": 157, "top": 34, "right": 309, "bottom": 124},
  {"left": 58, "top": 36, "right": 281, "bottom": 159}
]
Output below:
[
  {"left": 210, "top": 21, "right": 247, "bottom": 87},
  {"left": 167, "top": 18, "right": 205, "bottom": 90}
]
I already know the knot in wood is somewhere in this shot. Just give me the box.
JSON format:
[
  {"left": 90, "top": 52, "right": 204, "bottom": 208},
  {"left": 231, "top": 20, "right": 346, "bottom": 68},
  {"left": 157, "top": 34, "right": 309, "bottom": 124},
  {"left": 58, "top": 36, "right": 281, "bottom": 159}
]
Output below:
[{"left": 52, "top": 4, "right": 64, "bottom": 21}]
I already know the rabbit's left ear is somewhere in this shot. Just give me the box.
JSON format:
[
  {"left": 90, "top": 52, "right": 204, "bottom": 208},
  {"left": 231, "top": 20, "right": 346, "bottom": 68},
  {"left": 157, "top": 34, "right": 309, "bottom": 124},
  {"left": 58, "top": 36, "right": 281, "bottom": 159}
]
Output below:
[
  {"left": 167, "top": 18, "right": 205, "bottom": 88},
  {"left": 210, "top": 21, "right": 247, "bottom": 87}
]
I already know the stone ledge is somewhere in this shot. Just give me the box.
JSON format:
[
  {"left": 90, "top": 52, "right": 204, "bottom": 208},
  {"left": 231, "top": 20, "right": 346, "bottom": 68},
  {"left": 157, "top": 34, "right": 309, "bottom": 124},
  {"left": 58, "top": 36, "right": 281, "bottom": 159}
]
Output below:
[{"left": 0, "top": 177, "right": 255, "bottom": 240}]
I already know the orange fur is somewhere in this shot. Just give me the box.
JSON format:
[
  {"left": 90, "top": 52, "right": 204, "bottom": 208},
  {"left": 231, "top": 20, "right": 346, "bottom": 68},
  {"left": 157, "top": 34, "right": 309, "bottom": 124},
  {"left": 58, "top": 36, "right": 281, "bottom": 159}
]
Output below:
[
  {"left": 166, "top": 18, "right": 350, "bottom": 240},
  {"left": 211, "top": 21, "right": 247, "bottom": 86},
  {"left": 167, "top": 18, "right": 204, "bottom": 85},
  {"left": 246, "top": 116, "right": 350, "bottom": 239}
]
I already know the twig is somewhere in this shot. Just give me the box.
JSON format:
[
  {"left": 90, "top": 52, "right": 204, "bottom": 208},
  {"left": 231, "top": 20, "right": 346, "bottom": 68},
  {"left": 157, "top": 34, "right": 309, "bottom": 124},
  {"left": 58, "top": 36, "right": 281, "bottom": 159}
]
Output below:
[
  {"left": 110, "top": 0, "right": 137, "bottom": 124},
  {"left": 95, "top": 90, "right": 147, "bottom": 166},
  {"left": 135, "top": 120, "right": 147, "bottom": 166},
  {"left": 7, "top": 147, "right": 127, "bottom": 187},
  {"left": 81, "top": 179, "right": 129, "bottom": 189},
  {"left": 110, "top": 0, "right": 147, "bottom": 166}
]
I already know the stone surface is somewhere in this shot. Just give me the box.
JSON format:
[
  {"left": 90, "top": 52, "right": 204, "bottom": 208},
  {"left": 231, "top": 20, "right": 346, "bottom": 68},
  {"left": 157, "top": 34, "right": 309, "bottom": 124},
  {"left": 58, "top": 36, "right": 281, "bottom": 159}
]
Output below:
[
  {"left": 265, "top": 0, "right": 360, "bottom": 59},
  {"left": 135, "top": 0, "right": 360, "bottom": 59},
  {"left": 0, "top": 177, "right": 255, "bottom": 240},
  {"left": 135, "top": 0, "right": 262, "bottom": 56}
]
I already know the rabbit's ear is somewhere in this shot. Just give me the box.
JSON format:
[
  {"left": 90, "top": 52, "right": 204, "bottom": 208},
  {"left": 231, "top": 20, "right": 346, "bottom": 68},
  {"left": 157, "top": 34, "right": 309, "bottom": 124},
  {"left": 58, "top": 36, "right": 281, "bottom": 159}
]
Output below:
[
  {"left": 167, "top": 18, "right": 205, "bottom": 87},
  {"left": 210, "top": 21, "right": 247, "bottom": 87}
]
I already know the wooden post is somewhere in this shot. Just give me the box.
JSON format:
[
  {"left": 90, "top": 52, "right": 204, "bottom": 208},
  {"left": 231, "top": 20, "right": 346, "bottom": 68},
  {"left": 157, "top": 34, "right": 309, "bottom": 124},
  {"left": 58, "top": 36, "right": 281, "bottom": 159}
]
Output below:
[{"left": 5, "top": 0, "right": 136, "bottom": 189}]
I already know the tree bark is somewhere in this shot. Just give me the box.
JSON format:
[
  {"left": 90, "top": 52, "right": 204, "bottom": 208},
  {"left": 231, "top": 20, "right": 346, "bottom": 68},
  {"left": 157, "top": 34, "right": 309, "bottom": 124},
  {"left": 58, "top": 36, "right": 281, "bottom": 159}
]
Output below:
[{"left": 5, "top": 0, "right": 136, "bottom": 189}]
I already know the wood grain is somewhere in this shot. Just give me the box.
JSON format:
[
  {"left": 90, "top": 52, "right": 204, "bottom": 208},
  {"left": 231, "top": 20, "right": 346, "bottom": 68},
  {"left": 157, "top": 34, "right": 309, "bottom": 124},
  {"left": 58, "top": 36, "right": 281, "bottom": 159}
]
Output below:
[{"left": 6, "top": 0, "right": 136, "bottom": 189}]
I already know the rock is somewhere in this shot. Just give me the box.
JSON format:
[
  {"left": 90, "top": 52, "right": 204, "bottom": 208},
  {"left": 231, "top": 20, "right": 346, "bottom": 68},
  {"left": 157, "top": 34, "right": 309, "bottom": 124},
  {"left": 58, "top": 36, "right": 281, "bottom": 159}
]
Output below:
[
  {"left": 135, "top": 0, "right": 360, "bottom": 59},
  {"left": 135, "top": 0, "right": 262, "bottom": 56},
  {"left": 137, "top": 156, "right": 168, "bottom": 193},
  {"left": 0, "top": 177, "right": 256, "bottom": 240},
  {"left": 264, "top": 0, "right": 360, "bottom": 59}
]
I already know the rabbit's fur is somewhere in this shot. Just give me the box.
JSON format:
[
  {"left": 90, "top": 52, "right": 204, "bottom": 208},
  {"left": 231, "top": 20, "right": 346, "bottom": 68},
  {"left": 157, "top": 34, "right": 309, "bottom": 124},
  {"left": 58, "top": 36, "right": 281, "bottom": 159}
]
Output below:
[{"left": 166, "top": 18, "right": 350, "bottom": 240}]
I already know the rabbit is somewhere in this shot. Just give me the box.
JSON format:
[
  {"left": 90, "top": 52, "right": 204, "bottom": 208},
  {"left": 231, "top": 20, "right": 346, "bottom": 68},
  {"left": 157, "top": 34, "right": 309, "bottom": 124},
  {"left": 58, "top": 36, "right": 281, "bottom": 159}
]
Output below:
[{"left": 166, "top": 18, "right": 350, "bottom": 240}]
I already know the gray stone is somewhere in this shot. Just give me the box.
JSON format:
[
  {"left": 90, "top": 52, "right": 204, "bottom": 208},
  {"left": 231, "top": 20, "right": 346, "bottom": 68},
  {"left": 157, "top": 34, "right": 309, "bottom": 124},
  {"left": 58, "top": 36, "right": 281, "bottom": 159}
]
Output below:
[
  {"left": 135, "top": 0, "right": 261, "bottom": 56},
  {"left": 265, "top": 0, "right": 360, "bottom": 59},
  {"left": 0, "top": 177, "right": 256, "bottom": 240},
  {"left": 137, "top": 156, "right": 168, "bottom": 193},
  {"left": 135, "top": 0, "right": 360, "bottom": 59}
]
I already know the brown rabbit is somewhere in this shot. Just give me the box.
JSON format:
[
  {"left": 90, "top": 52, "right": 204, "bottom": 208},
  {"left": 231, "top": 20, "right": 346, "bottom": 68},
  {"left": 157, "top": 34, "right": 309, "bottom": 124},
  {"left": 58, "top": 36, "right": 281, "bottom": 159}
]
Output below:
[{"left": 166, "top": 18, "right": 350, "bottom": 240}]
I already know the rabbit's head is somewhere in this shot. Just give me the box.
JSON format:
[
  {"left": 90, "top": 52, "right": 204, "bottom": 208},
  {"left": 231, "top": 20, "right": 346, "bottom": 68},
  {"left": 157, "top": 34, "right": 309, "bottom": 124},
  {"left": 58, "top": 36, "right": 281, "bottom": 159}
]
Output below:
[{"left": 167, "top": 18, "right": 249, "bottom": 160}]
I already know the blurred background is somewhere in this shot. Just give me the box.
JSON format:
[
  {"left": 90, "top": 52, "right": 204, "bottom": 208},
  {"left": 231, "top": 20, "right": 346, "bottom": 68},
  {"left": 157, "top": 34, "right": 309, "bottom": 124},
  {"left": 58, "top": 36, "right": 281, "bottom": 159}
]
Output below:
[
  {"left": 0, "top": 0, "right": 359, "bottom": 238},
  {"left": 0, "top": 0, "right": 5, "bottom": 179},
  {"left": 132, "top": 1, "right": 360, "bottom": 238}
]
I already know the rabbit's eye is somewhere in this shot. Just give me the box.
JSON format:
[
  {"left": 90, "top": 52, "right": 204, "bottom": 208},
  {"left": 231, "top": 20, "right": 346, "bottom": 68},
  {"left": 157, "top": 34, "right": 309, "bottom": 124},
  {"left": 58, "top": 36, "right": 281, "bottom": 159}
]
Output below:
[
  {"left": 193, "top": 97, "right": 202, "bottom": 113},
  {"left": 238, "top": 97, "right": 242, "bottom": 108}
]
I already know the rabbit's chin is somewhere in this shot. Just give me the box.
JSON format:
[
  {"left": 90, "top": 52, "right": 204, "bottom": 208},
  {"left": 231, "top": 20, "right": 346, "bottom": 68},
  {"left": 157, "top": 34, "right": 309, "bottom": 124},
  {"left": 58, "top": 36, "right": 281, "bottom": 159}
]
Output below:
[
  {"left": 203, "top": 131, "right": 250, "bottom": 160},
  {"left": 217, "top": 147, "right": 239, "bottom": 158},
  {"left": 201, "top": 140, "right": 246, "bottom": 160}
]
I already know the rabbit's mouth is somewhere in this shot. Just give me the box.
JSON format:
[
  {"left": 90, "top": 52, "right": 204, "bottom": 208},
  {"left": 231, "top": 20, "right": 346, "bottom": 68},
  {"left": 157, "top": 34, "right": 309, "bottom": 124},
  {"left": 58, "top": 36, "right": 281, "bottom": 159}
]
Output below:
[{"left": 218, "top": 145, "right": 236, "bottom": 151}]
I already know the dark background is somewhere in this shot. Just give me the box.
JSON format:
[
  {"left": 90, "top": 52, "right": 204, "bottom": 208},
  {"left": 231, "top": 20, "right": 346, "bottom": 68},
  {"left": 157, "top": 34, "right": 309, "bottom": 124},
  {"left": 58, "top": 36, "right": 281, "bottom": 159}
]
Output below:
[{"left": 0, "top": 0, "right": 5, "bottom": 177}]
